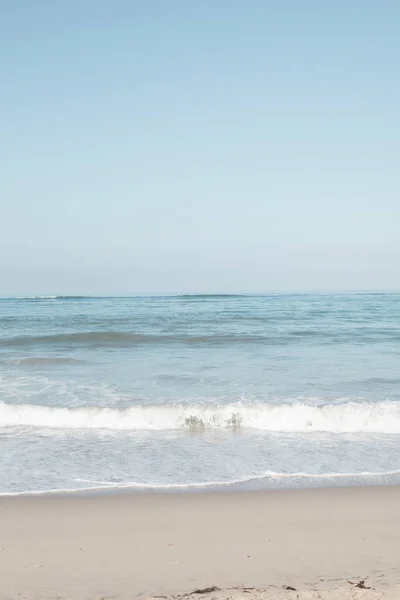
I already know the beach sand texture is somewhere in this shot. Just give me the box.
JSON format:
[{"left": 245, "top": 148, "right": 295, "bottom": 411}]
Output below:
[{"left": 1, "top": 486, "right": 400, "bottom": 599}]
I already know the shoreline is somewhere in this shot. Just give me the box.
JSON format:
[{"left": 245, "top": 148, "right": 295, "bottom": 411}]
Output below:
[
  {"left": 2, "top": 485, "right": 400, "bottom": 599},
  {"left": 1, "top": 476, "right": 399, "bottom": 498}
]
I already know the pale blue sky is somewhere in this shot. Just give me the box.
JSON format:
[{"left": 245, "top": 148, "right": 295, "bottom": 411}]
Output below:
[{"left": 1, "top": 1, "right": 399, "bottom": 295}]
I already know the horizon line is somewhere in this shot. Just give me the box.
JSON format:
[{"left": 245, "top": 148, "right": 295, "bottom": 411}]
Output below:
[{"left": 1, "top": 290, "right": 400, "bottom": 299}]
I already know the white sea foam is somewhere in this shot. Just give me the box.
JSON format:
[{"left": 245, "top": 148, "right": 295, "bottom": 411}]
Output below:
[
  {"left": 75, "top": 469, "right": 400, "bottom": 487},
  {"left": 15, "top": 296, "right": 58, "bottom": 299},
  {"left": 2, "top": 469, "right": 400, "bottom": 497},
  {"left": 1, "top": 400, "right": 400, "bottom": 433}
]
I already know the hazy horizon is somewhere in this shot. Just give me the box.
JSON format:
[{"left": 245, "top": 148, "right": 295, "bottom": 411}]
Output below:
[{"left": 2, "top": 290, "right": 400, "bottom": 299}]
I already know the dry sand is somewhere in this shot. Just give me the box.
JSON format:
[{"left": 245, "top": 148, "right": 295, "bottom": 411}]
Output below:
[{"left": 1, "top": 486, "right": 400, "bottom": 599}]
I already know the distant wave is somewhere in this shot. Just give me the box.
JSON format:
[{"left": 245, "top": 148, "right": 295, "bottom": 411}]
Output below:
[
  {"left": 0, "top": 332, "right": 169, "bottom": 347},
  {"left": 179, "top": 294, "right": 248, "bottom": 300},
  {"left": 0, "top": 331, "right": 289, "bottom": 348},
  {"left": 2, "top": 400, "right": 400, "bottom": 433},
  {"left": 7, "top": 357, "right": 86, "bottom": 366},
  {"left": 2, "top": 329, "right": 398, "bottom": 348},
  {"left": 365, "top": 377, "right": 400, "bottom": 385},
  {"left": 14, "top": 296, "right": 89, "bottom": 301},
  {"left": 15, "top": 296, "right": 58, "bottom": 300}
]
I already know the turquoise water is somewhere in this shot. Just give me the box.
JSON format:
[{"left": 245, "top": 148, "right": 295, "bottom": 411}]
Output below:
[{"left": 1, "top": 294, "right": 400, "bottom": 494}]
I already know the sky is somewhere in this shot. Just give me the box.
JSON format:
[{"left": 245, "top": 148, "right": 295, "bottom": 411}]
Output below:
[{"left": 1, "top": 0, "right": 399, "bottom": 295}]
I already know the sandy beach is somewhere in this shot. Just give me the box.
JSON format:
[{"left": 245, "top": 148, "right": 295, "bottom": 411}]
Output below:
[{"left": 1, "top": 486, "right": 399, "bottom": 599}]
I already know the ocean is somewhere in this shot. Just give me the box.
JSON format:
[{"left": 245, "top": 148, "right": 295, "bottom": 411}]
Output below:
[{"left": 1, "top": 293, "right": 400, "bottom": 495}]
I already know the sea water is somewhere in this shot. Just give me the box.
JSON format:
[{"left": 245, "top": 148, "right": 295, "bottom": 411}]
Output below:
[{"left": 1, "top": 294, "right": 400, "bottom": 495}]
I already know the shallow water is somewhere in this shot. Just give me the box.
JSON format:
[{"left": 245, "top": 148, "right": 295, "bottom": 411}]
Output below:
[{"left": 1, "top": 294, "right": 400, "bottom": 494}]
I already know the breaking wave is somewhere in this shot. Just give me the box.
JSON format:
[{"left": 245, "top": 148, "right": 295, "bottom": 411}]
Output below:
[
  {"left": 1, "top": 400, "right": 400, "bottom": 433},
  {"left": 13, "top": 296, "right": 89, "bottom": 300}
]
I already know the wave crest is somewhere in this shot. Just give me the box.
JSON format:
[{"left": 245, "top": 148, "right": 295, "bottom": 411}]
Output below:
[
  {"left": 0, "top": 332, "right": 277, "bottom": 348},
  {"left": 1, "top": 400, "right": 400, "bottom": 433}
]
